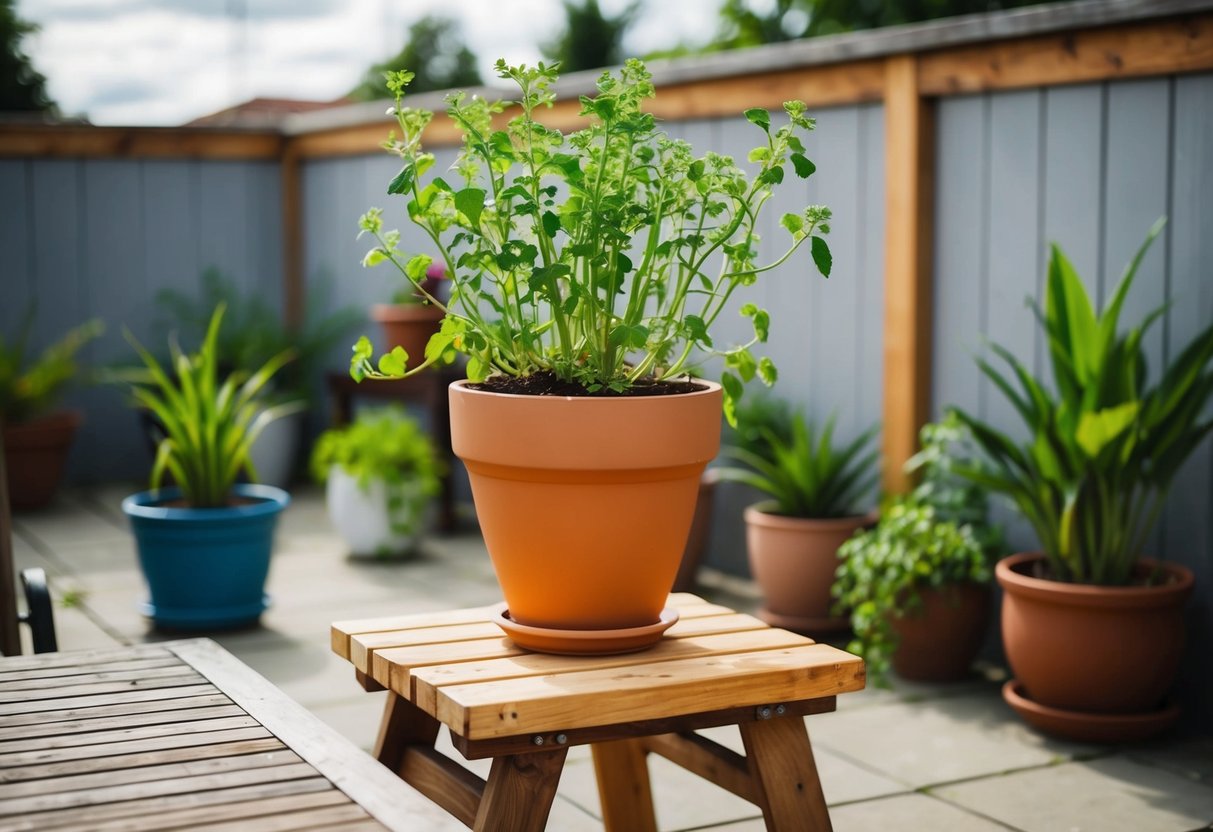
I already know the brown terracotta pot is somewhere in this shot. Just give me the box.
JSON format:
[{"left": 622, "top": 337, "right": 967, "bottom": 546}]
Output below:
[
  {"left": 998, "top": 552, "right": 1194, "bottom": 715},
  {"left": 3, "top": 411, "right": 82, "bottom": 510},
  {"left": 449, "top": 379, "right": 722, "bottom": 632},
  {"left": 743, "top": 506, "right": 868, "bottom": 634},
  {"left": 890, "top": 583, "right": 991, "bottom": 682},
  {"left": 671, "top": 469, "right": 718, "bottom": 593},
  {"left": 371, "top": 303, "right": 444, "bottom": 367}
]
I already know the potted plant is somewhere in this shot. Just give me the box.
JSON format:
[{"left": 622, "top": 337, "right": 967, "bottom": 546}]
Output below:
[
  {"left": 718, "top": 407, "right": 879, "bottom": 633},
  {"left": 0, "top": 314, "right": 103, "bottom": 510},
  {"left": 832, "top": 416, "right": 1001, "bottom": 684},
  {"left": 152, "top": 268, "right": 362, "bottom": 488},
  {"left": 950, "top": 219, "right": 1210, "bottom": 741},
  {"left": 369, "top": 261, "right": 448, "bottom": 368},
  {"left": 310, "top": 406, "right": 442, "bottom": 558},
  {"left": 350, "top": 60, "right": 833, "bottom": 653},
  {"left": 118, "top": 304, "right": 301, "bottom": 631}
]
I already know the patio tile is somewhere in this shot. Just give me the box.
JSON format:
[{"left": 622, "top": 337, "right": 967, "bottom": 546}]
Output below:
[
  {"left": 806, "top": 690, "right": 1102, "bottom": 789},
  {"left": 1129, "top": 737, "right": 1213, "bottom": 787},
  {"left": 705, "top": 793, "right": 1010, "bottom": 832},
  {"left": 935, "top": 756, "right": 1213, "bottom": 832},
  {"left": 306, "top": 692, "right": 388, "bottom": 752}
]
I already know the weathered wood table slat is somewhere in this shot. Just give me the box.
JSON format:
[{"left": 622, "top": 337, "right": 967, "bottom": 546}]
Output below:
[
  {"left": 332, "top": 593, "right": 866, "bottom": 832},
  {"left": 0, "top": 638, "right": 454, "bottom": 832}
]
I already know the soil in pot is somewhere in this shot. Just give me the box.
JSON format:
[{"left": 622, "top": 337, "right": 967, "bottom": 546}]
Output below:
[
  {"left": 3, "top": 411, "right": 82, "bottom": 510},
  {"left": 890, "top": 583, "right": 991, "bottom": 682}
]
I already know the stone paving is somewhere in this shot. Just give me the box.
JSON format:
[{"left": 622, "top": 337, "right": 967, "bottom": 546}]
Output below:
[{"left": 10, "top": 484, "right": 1213, "bottom": 832}]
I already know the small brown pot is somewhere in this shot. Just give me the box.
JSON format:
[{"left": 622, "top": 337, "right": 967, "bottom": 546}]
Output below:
[
  {"left": 672, "top": 469, "right": 719, "bottom": 593},
  {"left": 449, "top": 380, "right": 721, "bottom": 635},
  {"left": 998, "top": 552, "right": 1194, "bottom": 716},
  {"left": 3, "top": 411, "right": 82, "bottom": 510},
  {"left": 890, "top": 583, "right": 991, "bottom": 682},
  {"left": 371, "top": 303, "right": 444, "bottom": 367},
  {"left": 743, "top": 506, "right": 869, "bottom": 634}
]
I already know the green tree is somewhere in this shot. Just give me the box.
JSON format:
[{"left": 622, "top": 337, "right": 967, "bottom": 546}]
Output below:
[
  {"left": 543, "top": 0, "right": 640, "bottom": 74},
  {"left": 349, "top": 15, "right": 481, "bottom": 101},
  {"left": 0, "top": 0, "right": 56, "bottom": 114}
]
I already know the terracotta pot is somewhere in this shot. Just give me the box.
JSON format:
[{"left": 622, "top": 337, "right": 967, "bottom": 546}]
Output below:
[
  {"left": 449, "top": 380, "right": 721, "bottom": 632},
  {"left": 997, "top": 552, "right": 1193, "bottom": 715},
  {"left": 371, "top": 303, "right": 444, "bottom": 367},
  {"left": 890, "top": 583, "right": 991, "bottom": 682},
  {"left": 743, "top": 506, "right": 869, "bottom": 634},
  {"left": 671, "top": 469, "right": 718, "bottom": 593},
  {"left": 3, "top": 411, "right": 82, "bottom": 510}
]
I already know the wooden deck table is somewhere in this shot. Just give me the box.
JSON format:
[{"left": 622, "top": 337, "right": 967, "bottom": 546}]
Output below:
[
  {"left": 0, "top": 638, "right": 453, "bottom": 832},
  {"left": 331, "top": 593, "right": 866, "bottom": 832}
]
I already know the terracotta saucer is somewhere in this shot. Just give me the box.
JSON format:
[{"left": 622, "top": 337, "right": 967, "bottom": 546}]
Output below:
[
  {"left": 1002, "top": 680, "right": 1180, "bottom": 743},
  {"left": 492, "top": 606, "right": 680, "bottom": 656},
  {"left": 758, "top": 607, "right": 851, "bottom": 636}
]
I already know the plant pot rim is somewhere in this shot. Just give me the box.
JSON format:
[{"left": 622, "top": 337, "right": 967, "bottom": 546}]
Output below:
[
  {"left": 2, "top": 408, "right": 83, "bottom": 436},
  {"left": 370, "top": 303, "right": 445, "bottom": 323},
  {"left": 122, "top": 483, "right": 290, "bottom": 521},
  {"left": 449, "top": 377, "right": 722, "bottom": 403},
  {"left": 996, "top": 551, "right": 1194, "bottom": 609},
  {"left": 743, "top": 502, "right": 875, "bottom": 530}
]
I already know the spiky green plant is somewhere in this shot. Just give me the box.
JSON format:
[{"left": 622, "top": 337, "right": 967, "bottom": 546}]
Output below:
[
  {"left": 0, "top": 313, "right": 103, "bottom": 424},
  {"left": 950, "top": 218, "right": 1213, "bottom": 585},
  {"left": 122, "top": 304, "right": 301, "bottom": 507}
]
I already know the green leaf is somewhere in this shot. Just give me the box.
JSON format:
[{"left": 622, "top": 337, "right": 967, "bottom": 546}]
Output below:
[
  {"left": 377, "top": 346, "right": 409, "bottom": 377},
  {"left": 404, "top": 254, "right": 433, "bottom": 283},
  {"left": 687, "top": 160, "right": 705, "bottom": 182},
  {"left": 790, "top": 153, "right": 816, "bottom": 179},
  {"left": 757, "top": 357, "right": 777, "bottom": 385},
  {"left": 1076, "top": 402, "right": 1139, "bottom": 458},
  {"left": 811, "top": 236, "right": 832, "bottom": 278},
  {"left": 387, "top": 164, "right": 414, "bottom": 195},
  {"left": 361, "top": 248, "right": 388, "bottom": 268},
  {"left": 780, "top": 213, "right": 804, "bottom": 235},
  {"left": 758, "top": 166, "right": 784, "bottom": 186},
  {"left": 684, "top": 314, "right": 711, "bottom": 345},
  {"left": 542, "top": 210, "right": 561, "bottom": 238},
  {"left": 744, "top": 108, "right": 771, "bottom": 132},
  {"left": 454, "top": 187, "right": 486, "bottom": 228}
]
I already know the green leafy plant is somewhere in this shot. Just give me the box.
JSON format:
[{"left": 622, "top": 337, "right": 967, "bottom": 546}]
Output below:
[
  {"left": 310, "top": 406, "right": 442, "bottom": 540},
  {"left": 119, "top": 304, "right": 301, "bottom": 507},
  {"left": 389, "top": 261, "right": 448, "bottom": 306},
  {"left": 0, "top": 313, "right": 103, "bottom": 425},
  {"left": 351, "top": 58, "right": 832, "bottom": 420},
  {"left": 950, "top": 219, "right": 1213, "bottom": 585},
  {"left": 833, "top": 501, "right": 990, "bottom": 684},
  {"left": 717, "top": 410, "right": 878, "bottom": 518},
  {"left": 832, "top": 416, "right": 1001, "bottom": 684}
]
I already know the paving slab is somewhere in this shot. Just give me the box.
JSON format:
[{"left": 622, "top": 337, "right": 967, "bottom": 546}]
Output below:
[
  {"left": 935, "top": 756, "right": 1213, "bottom": 832},
  {"left": 1130, "top": 737, "right": 1213, "bottom": 787},
  {"left": 807, "top": 689, "right": 1103, "bottom": 789},
  {"left": 706, "top": 793, "right": 1011, "bottom": 831}
]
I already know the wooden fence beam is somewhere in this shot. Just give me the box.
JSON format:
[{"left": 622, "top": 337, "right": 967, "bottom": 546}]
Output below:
[{"left": 881, "top": 55, "right": 935, "bottom": 495}]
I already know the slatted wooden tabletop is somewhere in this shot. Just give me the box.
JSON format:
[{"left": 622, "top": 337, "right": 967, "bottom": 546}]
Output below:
[
  {"left": 0, "top": 638, "right": 452, "bottom": 832},
  {"left": 332, "top": 593, "right": 866, "bottom": 745}
]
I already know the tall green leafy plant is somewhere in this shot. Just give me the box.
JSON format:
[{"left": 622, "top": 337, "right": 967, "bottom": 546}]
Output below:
[
  {"left": 120, "top": 305, "right": 301, "bottom": 508},
  {"left": 0, "top": 313, "right": 103, "bottom": 425},
  {"left": 717, "top": 411, "right": 878, "bottom": 518},
  {"left": 352, "top": 59, "right": 832, "bottom": 420},
  {"left": 951, "top": 219, "right": 1213, "bottom": 585}
]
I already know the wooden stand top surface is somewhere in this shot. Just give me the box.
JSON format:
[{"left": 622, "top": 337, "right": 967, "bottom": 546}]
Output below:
[
  {"left": 0, "top": 638, "right": 451, "bottom": 832},
  {"left": 332, "top": 594, "right": 866, "bottom": 742}
]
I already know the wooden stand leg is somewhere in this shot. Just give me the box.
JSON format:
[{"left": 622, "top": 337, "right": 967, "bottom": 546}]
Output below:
[
  {"left": 592, "top": 738, "right": 658, "bottom": 832},
  {"left": 740, "top": 716, "right": 832, "bottom": 832},
  {"left": 373, "top": 692, "right": 440, "bottom": 771},
  {"left": 473, "top": 748, "right": 568, "bottom": 832}
]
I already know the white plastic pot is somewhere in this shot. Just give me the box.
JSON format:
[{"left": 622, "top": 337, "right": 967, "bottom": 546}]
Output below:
[{"left": 324, "top": 467, "right": 426, "bottom": 557}]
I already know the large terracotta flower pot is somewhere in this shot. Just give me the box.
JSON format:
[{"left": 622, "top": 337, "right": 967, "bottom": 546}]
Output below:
[
  {"left": 3, "top": 410, "right": 82, "bottom": 510},
  {"left": 371, "top": 304, "right": 444, "bottom": 367},
  {"left": 890, "top": 583, "right": 991, "bottom": 682},
  {"left": 998, "top": 552, "right": 1193, "bottom": 718},
  {"left": 449, "top": 380, "right": 721, "bottom": 638},
  {"left": 743, "top": 506, "right": 868, "bottom": 634},
  {"left": 671, "top": 469, "right": 719, "bottom": 593}
]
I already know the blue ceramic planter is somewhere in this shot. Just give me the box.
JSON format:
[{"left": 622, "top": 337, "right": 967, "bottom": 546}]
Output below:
[{"left": 123, "top": 483, "right": 290, "bottom": 631}]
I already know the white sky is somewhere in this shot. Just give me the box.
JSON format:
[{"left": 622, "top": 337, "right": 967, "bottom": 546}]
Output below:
[{"left": 16, "top": 0, "right": 726, "bottom": 125}]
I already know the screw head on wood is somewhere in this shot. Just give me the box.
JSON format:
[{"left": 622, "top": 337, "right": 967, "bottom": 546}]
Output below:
[
  {"left": 757, "top": 705, "right": 772, "bottom": 719},
  {"left": 533, "top": 735, "right": 545, "bottom": 746},
  {"left": 556, "top": 733, "right": 568, "bottom": 745},
  {"left": 775, "top": 704, "right": 786, "bottom": 715}
]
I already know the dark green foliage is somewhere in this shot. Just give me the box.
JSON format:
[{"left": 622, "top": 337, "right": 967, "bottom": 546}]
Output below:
[
  {"left": 543, "top": 0, "right": 640, "bottom": 73},
  {"left": 0, "top": 0, "right": 56, "bottom": 114},
  {"left": 349, "top": 15, "right": 481, "bottom": 101}
]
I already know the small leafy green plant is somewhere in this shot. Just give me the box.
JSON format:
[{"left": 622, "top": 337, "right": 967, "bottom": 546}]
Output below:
[
  {"left": 120, "top": 304, "right": 301, "bottom": 508},
  {"left": 832, "top": 416, "right": 1001, "bottom": 684},
  {"left": 0, "top": 313, "right": 103, "bottom": 425},
  {"left": 717, "top": 409, "right": 878, "bottom": 518},
  {"left": 310, "top": 406, "right": 442, "bottom": 541},
  {"left": 950, "top": 219, "right": 1213, "bottom": 585},
  {"left": 352, "top": 59, "right": 832, "bottom": 419}
]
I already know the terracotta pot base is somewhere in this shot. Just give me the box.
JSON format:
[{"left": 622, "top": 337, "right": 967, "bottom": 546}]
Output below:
[
  {"left": 1003, "top": 680, "right": 1179, "bottom": 743},
  {"left": 758, "top": 607, "right": 850, "bottom": 635},
  {"left": 494, "top": 605, "right": 679, "bottom": 655}
]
